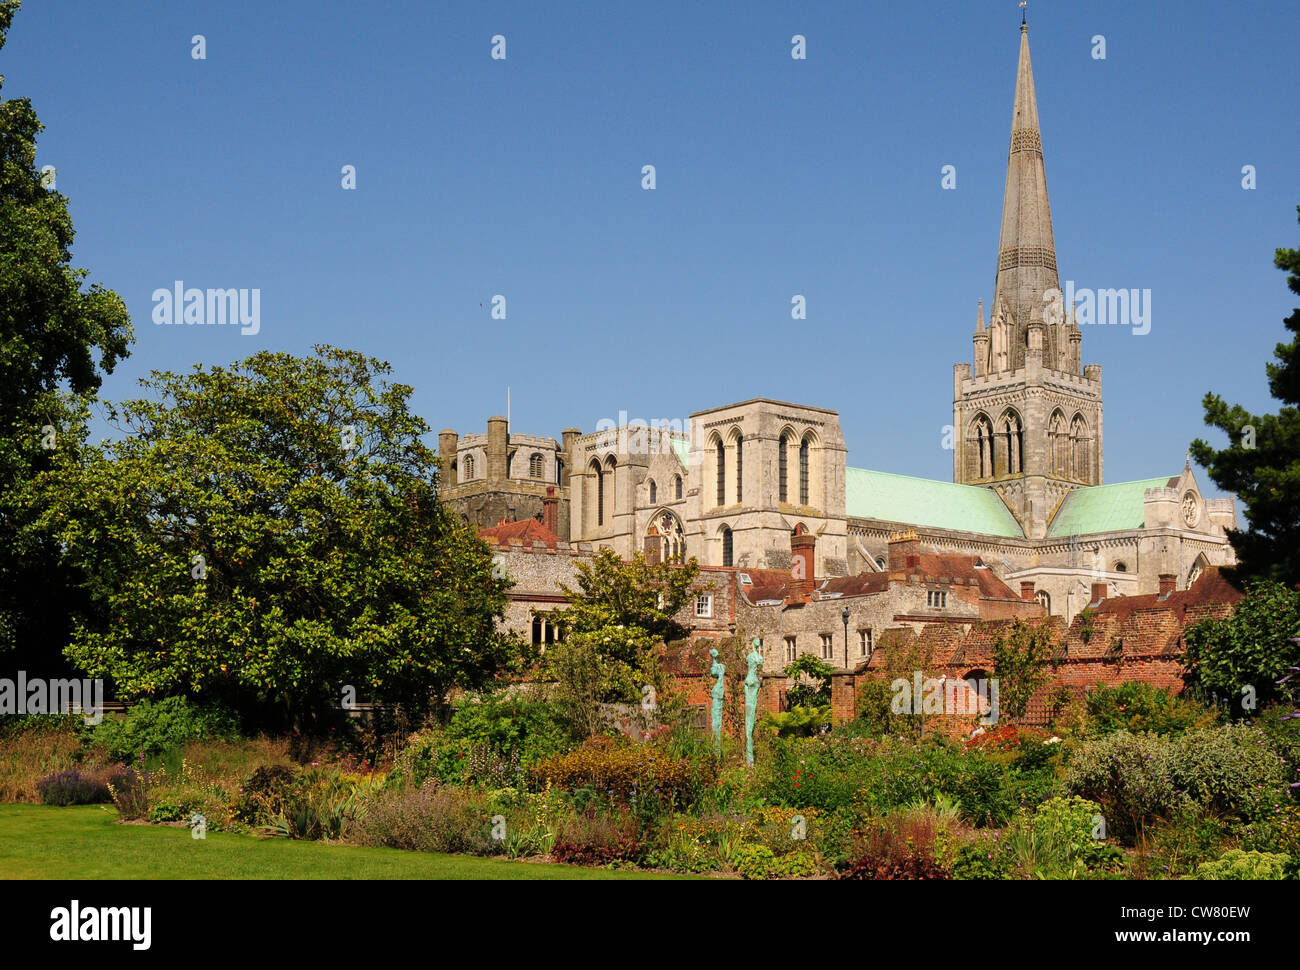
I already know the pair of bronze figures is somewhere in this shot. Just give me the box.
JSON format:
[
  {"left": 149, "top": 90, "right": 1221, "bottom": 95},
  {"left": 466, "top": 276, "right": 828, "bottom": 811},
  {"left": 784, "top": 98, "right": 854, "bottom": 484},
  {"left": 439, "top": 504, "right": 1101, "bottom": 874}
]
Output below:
[{"left": 709, "top": 638, "right": 764, "bottom": 765}]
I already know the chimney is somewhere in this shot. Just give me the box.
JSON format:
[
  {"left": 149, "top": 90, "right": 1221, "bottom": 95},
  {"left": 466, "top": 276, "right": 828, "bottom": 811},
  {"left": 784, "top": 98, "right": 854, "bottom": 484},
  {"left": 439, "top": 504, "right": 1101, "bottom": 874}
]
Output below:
[
  {"left": 1020, "top": 581, "right": 1035, "bottom": 601},
  {"left": 542, "top": 486, "right": 558, "bottom": 535},
  {"left": 438, "top": 430, "right": 458, "bottom": 488},
  {"left": 887, "top": 530, "right": 920, "bottom": 575},
  {"left": 789, "top": 529, "right": 816, "bottom": 598},
  {"left": 1090, "top": 581, "right": 1108, "bottom": 604},
  {"left": 1158, "top": 573, "right": 1176, "bottom": 597}
]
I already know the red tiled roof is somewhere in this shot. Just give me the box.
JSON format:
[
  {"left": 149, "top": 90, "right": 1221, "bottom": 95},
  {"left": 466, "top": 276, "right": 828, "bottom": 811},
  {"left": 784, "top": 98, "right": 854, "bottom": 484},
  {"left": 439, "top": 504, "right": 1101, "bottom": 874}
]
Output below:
[
  {"left": 1091, "top": 567, "right": 1241, "bottom": 623},
  {"left": 477, "top": 518, "right": 561, "bottom": 548}
]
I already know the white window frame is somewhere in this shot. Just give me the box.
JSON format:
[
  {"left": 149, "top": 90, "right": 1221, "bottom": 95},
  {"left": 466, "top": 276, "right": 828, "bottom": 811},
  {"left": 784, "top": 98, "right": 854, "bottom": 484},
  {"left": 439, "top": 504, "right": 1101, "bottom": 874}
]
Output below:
[{"left": 695, "top": 593, "right": 713, "bottom": 618}]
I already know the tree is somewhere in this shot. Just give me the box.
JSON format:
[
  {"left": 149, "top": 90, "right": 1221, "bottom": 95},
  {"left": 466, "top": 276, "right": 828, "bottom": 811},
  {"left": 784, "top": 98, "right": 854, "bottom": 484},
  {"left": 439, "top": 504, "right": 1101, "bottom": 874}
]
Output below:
[
  {"left": 781, "top": 653, "right": 834, "bottom": 708},
  {"left": 1184, "top": 579, "right": 1300, "bottom": 714},
  {"left": 1190, "top": 205, "right": 1300, "bottom": 586},
  {"left": 543, "top": 549, "right": 703, "bottom": 738},
  {"left": 991, "top": 618, "right": 1058, "bottom": 721},
  {"left": 38, "top": 346, "right": 520, "bottom": 729},
  {"left": 0, "top": 0, "right": 133, "bottom": 667}
]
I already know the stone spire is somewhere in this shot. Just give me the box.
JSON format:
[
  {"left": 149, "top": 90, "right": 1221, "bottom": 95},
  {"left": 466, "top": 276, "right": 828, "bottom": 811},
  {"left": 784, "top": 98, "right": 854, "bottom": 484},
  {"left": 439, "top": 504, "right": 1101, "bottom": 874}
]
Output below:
[{"left": 991, "top": 21, "right": 1060, "bottom": 371}]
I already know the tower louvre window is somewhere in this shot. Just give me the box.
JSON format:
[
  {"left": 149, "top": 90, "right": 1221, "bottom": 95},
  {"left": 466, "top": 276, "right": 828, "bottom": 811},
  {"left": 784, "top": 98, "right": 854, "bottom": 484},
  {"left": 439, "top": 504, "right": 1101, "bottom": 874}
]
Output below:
[
  {"left": 721, "top": 527, "right": 733, "bottom": 567},
  {"left": 799, "top": 437, "right": 810, "bottom": 505},
  {"left": 735, "top": 435, "right": 743, "bottom": 503},
  {"left": 715, "top": 439, "right": 725, "bottom": 506},
  {"left": 778, "top": 433, "right": 788, "bottom": 503}
]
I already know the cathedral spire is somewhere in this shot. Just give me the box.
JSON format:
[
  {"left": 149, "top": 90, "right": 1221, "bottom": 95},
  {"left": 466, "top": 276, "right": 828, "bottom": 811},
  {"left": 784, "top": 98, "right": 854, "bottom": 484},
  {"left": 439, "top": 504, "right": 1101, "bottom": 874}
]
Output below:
[{"left": 991, "top": 19, "right": 1060, "bottom": 371}]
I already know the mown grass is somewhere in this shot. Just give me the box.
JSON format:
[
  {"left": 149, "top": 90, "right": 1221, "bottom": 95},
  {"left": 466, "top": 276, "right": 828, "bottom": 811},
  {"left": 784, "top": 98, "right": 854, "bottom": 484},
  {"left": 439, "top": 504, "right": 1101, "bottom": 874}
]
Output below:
[{"left": 0, "top": 805, "right": 691, "bottom": 880}]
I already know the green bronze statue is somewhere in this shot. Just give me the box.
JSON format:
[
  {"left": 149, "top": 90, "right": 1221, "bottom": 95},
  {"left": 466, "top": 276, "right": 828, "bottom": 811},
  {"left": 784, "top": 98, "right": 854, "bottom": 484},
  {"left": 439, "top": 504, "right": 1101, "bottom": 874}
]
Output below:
[
  {"left": 744, "top": 637, "right": 764, "bottom": 766},
  {"left": 709, "top": 648, "right": 725, "bottom": 754}
]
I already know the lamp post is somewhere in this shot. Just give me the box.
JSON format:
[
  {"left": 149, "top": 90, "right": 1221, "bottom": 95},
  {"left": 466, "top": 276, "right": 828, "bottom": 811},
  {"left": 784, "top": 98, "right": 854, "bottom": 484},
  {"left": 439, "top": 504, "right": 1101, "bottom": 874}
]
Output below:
[{"left": 841, "top": 606, "right": 850, "bottom": 671}]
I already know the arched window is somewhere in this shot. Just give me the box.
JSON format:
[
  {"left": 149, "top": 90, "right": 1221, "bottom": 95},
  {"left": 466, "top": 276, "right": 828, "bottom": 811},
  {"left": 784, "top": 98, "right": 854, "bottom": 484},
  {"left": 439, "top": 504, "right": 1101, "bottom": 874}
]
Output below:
[
  {"left": 715, "top": 438, "right": 725, "bottom": 507},
  {"left": 648, "top": 479, "right": 657, "bottom": 504},
  {"left": 1070, "top": 414, "right": 1089, "bottom": 482},
  {"left": 529, "top": 453, "right": 544, "bottom": 478},
  {"left": 1002, "top": 411, "right": 1024, "bottom": 475},
  {"left": 735, "top": 434, "right": 743, "bottom": 503},
  {"left": 1048, "top": 410, "right": 1066, "bottom": 477},
  {"left": 973, "top": 414, "right": 995, "bottom": 479},
  {"left": 1035, "top": 590, "right": 1051, "bottom": 612},
  {"left": 778, "top": 433, "right": 789, "bottom": 503},
  {"left": 591, "top": 460, "right": 604, "bottom": 527},
  {"left": 674, "top": 475, "right": 682, "bottom": 500},
  {"left": 1114, "top": 561, "right": 1127, "bottom": 573},
  {"left": 799, "top": 436, "right": 811, "bottom": 505},
  {"left": 556, "top": 457, "right": 564, "bottom": 484},
  {"left": 604, "top": 456, "right": 617, "bottom": 520},
  {"left": 464, "top": 455, "right": 475, "bottom": 479},
  {"left": 721, "top": 527, "right": 734, "bottom": 567}
]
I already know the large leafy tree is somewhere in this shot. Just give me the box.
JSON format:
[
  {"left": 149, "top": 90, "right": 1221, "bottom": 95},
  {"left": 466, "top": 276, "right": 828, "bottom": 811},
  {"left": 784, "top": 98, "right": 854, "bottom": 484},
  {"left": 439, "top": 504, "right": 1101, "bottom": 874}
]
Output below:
[
  {"left": 0, "top": 0, "right": 133, "bottom": 665},
  {"left": 1190, "top": 205, "right": 1300, "bottom": 586},
  {"left": 38, "top": 346, "right": 520, "bottom": 729}
]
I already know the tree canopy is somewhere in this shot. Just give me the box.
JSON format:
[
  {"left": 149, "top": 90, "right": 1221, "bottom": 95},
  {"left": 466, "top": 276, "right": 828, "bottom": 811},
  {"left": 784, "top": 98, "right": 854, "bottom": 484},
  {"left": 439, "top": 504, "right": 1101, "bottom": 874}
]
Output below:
[
  {"left": 1191, "top": 204, "right": 1300, "bottom": 587},
  {"left": 0, "top": 0, "right": 133, "bottom": 665},
  {"left": 38, "top": 345, "right": 520, "bottom": 728}
]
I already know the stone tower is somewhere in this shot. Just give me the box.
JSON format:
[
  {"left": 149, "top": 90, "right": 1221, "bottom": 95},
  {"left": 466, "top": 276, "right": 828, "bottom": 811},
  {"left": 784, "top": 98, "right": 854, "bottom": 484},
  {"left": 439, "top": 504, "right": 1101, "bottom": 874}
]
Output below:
[{"left": 953, "top": 20, "right": 1103, "bottom": 539}]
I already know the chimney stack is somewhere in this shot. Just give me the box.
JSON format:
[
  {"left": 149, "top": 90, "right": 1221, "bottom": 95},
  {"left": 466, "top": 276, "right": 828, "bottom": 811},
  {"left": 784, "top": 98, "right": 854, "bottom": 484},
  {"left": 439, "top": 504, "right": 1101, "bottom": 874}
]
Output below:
[
  {"left": 1158, "top": 573, "right": 1176, "bottom": 597},
  {"left": 1090, "top": 581, "right": 1108, "bottom": 604},
  {"left": 1020, "top": 581, "right": 1035, "bottom": 601},
  {"left": 789, "top": 528, "right": 816, "bottom": 599},
  {"left": 887, "top": 530, "right": 920, "bottom": 575},
  {"left": 542, "top": 486, "right": 558, "bottom": 535}
]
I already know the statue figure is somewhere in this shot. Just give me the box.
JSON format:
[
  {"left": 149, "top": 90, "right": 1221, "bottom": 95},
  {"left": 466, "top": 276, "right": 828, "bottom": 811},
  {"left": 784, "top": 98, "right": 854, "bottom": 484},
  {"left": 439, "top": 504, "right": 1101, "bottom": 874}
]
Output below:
[
  {"left": 744, "top": 638, "right": 764, "bottom": 766},
  {"left": 709, "top": 648, "right": 725, "bottom": 754}
]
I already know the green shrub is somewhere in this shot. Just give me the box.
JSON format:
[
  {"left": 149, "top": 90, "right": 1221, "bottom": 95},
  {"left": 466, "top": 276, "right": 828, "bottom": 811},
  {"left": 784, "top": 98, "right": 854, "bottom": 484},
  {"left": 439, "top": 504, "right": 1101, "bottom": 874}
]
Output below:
[
  {"left": 350, "top": 781, "right": 502, "bottom": 855},
  {"left": 1195, "top": 849, "right": 1289, "bottom": 880},
  {"left": 85, "top": 697, "right": 239, "bottom": 763},
  {"left": 1064, "top": 724, "right": 1290, "bottom": 843},
  {"left": 1137, "top": 809, "right": 1233, "bottom": 879},
  {"left": 731, "top": 844, "right": 817, "bottom": 879},
  {"left": 761, "top": 704, "right": 832, "bottom": 738},
  {"left": 443, "top": 692, "right": 574, "bottom": 766},
  {"left": 529, "top": 737, "right": 718, "bottom": 809},
  {"left": 1084, "top": 682, "right": 1219, "bottom": 736}
]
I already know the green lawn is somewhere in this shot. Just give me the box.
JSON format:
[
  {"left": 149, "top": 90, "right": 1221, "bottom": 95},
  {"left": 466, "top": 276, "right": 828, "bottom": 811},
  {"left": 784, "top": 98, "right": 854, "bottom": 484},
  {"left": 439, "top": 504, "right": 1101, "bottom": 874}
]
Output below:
[{"left": 0, "top": 804, "right": 689, "bottom": 880}]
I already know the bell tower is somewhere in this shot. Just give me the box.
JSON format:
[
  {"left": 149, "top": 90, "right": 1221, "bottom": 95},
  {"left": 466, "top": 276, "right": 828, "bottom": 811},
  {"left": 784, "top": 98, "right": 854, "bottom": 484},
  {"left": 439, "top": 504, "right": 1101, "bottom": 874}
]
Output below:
[{"left": 953, "top": 19, "right": 1103, "bottom": 538}]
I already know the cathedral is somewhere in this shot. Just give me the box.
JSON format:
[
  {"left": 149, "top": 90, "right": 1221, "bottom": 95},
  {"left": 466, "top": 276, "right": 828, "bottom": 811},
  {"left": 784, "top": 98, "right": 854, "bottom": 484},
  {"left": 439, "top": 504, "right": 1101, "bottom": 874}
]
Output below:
[{"left": 438, "top": 21, "right": 1236, "bottom": 625}]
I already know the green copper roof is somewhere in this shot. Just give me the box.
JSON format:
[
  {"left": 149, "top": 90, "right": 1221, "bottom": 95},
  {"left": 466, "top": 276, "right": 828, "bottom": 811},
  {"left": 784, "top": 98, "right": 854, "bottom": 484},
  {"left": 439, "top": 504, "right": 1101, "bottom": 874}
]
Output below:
[
  {"left": 1046, "top": 477, "right": 1171, "bottom": 538},
  {"left": 671, "top": 437, "right": 691, "bottom": 467},
  {"left": 845, "top": 468, "right": 1025, "bottom": 538}
]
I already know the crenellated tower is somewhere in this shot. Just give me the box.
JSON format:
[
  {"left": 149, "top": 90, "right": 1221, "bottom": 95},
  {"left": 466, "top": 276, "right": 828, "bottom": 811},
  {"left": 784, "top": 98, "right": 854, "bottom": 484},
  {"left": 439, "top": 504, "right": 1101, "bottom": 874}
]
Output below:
[{"left": 953, "top": 19, "right": 1103, "bottom": 539}]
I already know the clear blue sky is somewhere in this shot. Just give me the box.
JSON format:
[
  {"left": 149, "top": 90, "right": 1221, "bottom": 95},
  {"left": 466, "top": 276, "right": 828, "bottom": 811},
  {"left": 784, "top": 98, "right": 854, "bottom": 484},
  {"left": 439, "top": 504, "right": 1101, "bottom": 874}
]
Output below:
[{"left": 9, "top": 0, "right": 1297, "bottom": 495}]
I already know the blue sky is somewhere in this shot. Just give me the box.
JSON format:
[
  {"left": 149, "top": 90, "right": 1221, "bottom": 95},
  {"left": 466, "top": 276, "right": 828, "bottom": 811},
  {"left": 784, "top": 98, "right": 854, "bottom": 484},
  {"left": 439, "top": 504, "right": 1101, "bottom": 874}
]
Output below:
[{"left": 9, "top": 0, "right": 1297, "bottom": 496}]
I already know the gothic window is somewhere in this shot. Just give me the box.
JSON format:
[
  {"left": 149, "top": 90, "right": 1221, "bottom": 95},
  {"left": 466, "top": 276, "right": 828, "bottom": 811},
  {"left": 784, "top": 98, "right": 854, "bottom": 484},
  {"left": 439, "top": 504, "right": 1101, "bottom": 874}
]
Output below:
[
  {"left": 529, "top": 453, "right": 544, "bottom": 478},
  {"left": 556, "top": 457, "right": 564, "bottom": 484},
  {"left": 778, "top": 433, "right": 789, "bottom": 503},
  {"left": 735, "top": 433, "right": 743, "bottom": 503},
  {"left": 648, "top": 511, "right": 685, "bottom": 564},
  {"left": 649, "top": 479, "right": 657, "bottom": 504},
  {"left": 1114, "top": 561, "right": 1127, "bottom": 573},
  {"left": 721, "top": 527, "right": 734, "bottom": 567},
  {"left": 463, "top": 455, "right": 475, "bottom": 479},
  {"left": 674, "top": 475, "right": 682, "bottom": 500},
  {"left": 1002, "top": 411, "right": 1024, "bottom": 475},
  {"left": 591, "top": 460, "right": 604, "bottom": 527},
  {"left": 1035, "top": 590, "right": 1050, "bottom": 612},
  {"left": 1070, "top": 414, "right": 1089, "bottom": 482},
  {"left": 1049, "top": 410, "right": 1067, "bottom": 477},
  {"left": 973, "top": 414, "right": 995, "bottom": 479},
  {"left": 604, "top": 457, "right": 617, "bottom": 520},
  {"left": 715, "top": 437, "right": 725, "bottom": 507},
  {"left": 799, "top": 436, "right": 811, "bottom": 505}
]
